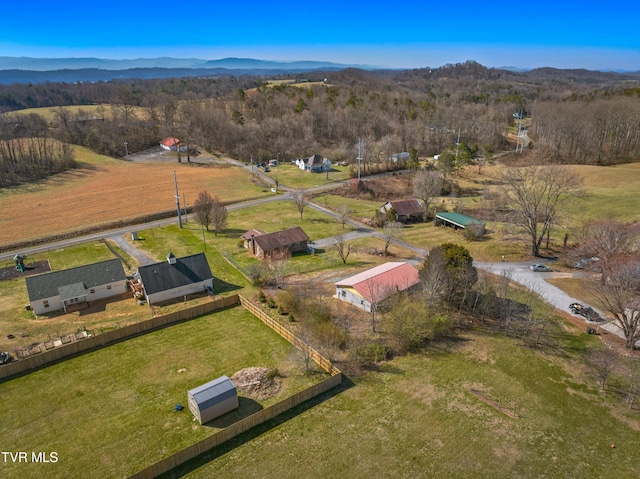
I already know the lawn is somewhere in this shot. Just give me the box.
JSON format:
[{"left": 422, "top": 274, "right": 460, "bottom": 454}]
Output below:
[
  {"left": 0, "top": 306, "right": 327, "bottom": 479},
  {"left": 0, "top": 241, "right": 135, "bottom": 352},
  {"left": 262, "top": 163, "right": 352, "bottom": 189},
  {"left": 171, "top": 330, "right": 640, "bottom": 479},
  {"left": 0, "top": 145, "right": 270, "bottom": 248}
]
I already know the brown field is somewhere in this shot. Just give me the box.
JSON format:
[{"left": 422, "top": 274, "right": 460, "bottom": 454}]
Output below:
[{"left": 0, "top": 146, "right": 268, "bottom": 248}]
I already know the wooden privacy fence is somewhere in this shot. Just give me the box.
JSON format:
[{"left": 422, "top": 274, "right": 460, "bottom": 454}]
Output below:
[
  {"left": 239, "top": 295, "right": 341, "bottom": 375},
  {"left": 0, "top": 295, "right": 240, "bottom": 380},
  {"left": 128, "top": 373, "right": 342, "bottom": 479},
  {"left": 129, "top": 296, "right": 343, "bottom": 478}
]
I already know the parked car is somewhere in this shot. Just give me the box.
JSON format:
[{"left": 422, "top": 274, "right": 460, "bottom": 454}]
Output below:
[
  {"left": 569, "top": 303, "right": 603, "bottom": 322},
  {"left": 574, "top": 257, "right": 601, "bottom": 269},
  {"left": 263, "top": 167, "right": 270, "bottom": 172},
  {"left": 530, "top": 264, "right": 552, "bottom": 272}
]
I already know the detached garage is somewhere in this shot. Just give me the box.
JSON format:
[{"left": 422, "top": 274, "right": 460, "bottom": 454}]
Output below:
[{"left": 187, "top": 376, "right": 239, "bottom": 424}]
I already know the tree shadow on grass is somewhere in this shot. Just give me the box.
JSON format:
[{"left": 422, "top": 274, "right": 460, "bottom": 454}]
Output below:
[{"left": 157, "top": 376, "right": 353, "bottom": 479}]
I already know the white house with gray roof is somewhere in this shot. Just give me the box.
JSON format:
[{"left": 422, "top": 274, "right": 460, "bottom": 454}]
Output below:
[
  {"left": 25, "top": 259, "right": 127, "bottom": 315},
  {"left": 135, "top": 252, "right": 214, "bottom": 305}
]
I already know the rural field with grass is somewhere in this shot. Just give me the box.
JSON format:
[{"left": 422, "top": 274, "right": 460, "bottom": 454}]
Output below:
[
  {"left": 0, "top": 306, "right": 328, "bottom": 479},
  {"left": 171, "top": 329, "right": 640, "bottom": 479}
]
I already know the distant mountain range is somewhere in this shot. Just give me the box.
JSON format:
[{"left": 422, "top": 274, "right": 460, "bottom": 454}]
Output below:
[
  {"left": 0, "top": 56, "right": 377, "bottom": 72},
  {"left": 0, "top": 56, "right": 637, "bottom": 85},
  {"left": 0, "top": 56, "right": 384, "bottom": 84}
]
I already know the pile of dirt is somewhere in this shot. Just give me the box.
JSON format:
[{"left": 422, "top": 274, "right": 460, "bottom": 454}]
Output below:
[{"left": 231, "top": 367, "right": 282, "bottom": 400}]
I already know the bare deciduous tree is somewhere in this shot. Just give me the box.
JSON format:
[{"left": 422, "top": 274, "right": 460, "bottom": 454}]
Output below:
[
  {"left": 589, "top": 349, "right": 619, "bottom": 390},
  {"left": 335, "top": 203, "right": 352, "bottom": 228},
  {"left": 382, "top": 221, "right": 404, "bottom": 255},
  {"left": 292, "top": 190, "right": 308, "bottom": 220},
  {"left": 193, "top": 191, "right": 214, "bottom": 231},
  {"left": 333, "top": 235, "right": 354, "bottom": 264},
  {"left": 500, "top": 165, "right": 583, "bottom": 257},
  {"left": 590, "top": 257, "right": 640, "bottom": 349},
  {"left": 413, "top": 169, "right": 444, "bottom": 220},
  {"left": 211, "top": 196, "right": 228, "bottom": 237}
]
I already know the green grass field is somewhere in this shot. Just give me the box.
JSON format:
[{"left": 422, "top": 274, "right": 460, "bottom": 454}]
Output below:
[
  {"left": 172, "top": 330, "right": 640, "bottom": 479},
  {"left": 263, "top": 163, "right": 352, "bottom": 189},
  {"left": 0, "top": 306, "right": 326, "bottom": 479}
]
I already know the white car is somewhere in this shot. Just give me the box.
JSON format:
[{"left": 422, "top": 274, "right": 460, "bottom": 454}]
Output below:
[{"left": 530, "top": 264, "right": 551, "bottom": 272}]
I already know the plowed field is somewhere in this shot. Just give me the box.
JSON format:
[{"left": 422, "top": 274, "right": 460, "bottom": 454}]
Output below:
[{"left": 0, "top": 146, "right": 266, "bottom": 248}]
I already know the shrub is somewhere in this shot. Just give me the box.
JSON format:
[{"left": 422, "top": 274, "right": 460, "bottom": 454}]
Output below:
[
  {"left": 267, "top": 298, "right": 276, "bottom": 309},
  {"left": 354, "top": 341, "right": 389, "bottom": 367},
  {"left": 258, "top": 291, "right": 267, "bottom": 303}
]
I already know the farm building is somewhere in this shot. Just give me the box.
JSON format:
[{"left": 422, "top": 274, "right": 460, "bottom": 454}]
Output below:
[
  {"left": 380, "top": 199, "right": 424, "bottom": 223},
  {"left": 295, "top": 154, "right": 332, "bottom": 173},
  {"left": 240, "top": 229, "right": 267, "bottom": 249},
  {"left": 244, "top": 226, "right": 309, "bottom": 260},
  {"left": 390, "top": 152, "right": 410, "bottom": 162},
  {"left": 435, "top": 211, "right": 486, "bottom": 235},
  {"left": 187, "top": 375, "right": 239, "bottom": 424},
  {"left": 160, "top": 137, "right": 188, "bottom": 152},
  {"left": 334, "top": 262, "right": 420, "bottom": 312},
  {"left": 25, "top": 259, "right": 127, "bottom": 315},
  {"left": 134, "top": 252, "right": 213, "bottom": 305}
]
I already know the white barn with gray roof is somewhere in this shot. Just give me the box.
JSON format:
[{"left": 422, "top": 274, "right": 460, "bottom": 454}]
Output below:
[
  {"left": 135, "top": 252, "right": 214, "bottom": 305},
  {"left": 25, "top": 259, "right": 127, "bottom": 315},
  {"left": 188, "top": 375, "right": 239, "bottom": 424}
]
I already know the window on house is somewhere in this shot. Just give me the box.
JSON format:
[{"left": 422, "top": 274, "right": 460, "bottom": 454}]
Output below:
[
  {"left": 43, "top": 300, "right": 49, "bottom": 308},
  {"left": 90, "top": 289, "right": 95, "bottom": 294},
  {"left": 107, "top": 285, "right": 112, "bottom": 290},
  {"left": 341, "top": 291, "right": 346, "bottom": 296}
]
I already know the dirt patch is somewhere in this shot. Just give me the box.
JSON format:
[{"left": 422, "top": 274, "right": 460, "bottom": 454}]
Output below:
[
  {"left": 231, "top": 367, "right": 282, "bottom": 400},
  {"left": 0, "top": 260, "right": 51, "bottom": 282}
]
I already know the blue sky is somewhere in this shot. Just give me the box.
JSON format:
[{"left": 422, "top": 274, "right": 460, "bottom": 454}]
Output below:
[{"left": 2, "top": 0, "right": 639, "bottom": 70}]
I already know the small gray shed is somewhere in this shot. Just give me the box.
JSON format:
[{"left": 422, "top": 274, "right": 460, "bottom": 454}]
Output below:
[{"left": 187, "top": 376, "right": 239, "bottom": 424}]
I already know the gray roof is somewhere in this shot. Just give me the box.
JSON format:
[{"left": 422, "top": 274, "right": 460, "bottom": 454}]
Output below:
[
  {"left": 25, "top": 259, "right": 126, "bottom": 302},
  {"left": 188, "top": 375, "right": 237, "bottom": 410},
  {"left": 137, "top": 253, "right": 213, "bottom": 295}
]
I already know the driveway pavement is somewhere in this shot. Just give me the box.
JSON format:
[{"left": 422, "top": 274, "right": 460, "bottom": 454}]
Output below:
[{"left": 475, "top": 260, "right": 622, "bottom": 338}]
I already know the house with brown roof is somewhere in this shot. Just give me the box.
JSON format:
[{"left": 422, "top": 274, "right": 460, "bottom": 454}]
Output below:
[
  {"left": 244, "top": 226, "right": 309, "bottom": 259},
  {"left": 380, "top": 199, "right": 424, "bottom": 223},
  {"left": 335, "top": 262, "right": 420, "bottom": 312}
]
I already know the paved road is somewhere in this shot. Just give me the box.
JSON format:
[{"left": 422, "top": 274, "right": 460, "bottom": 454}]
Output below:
[{"left": 475, "top": 260, "right": 620, "bottom": 337}]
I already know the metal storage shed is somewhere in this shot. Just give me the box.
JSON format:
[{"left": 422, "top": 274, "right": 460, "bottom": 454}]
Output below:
[{"left": 187, "top": 376, "right": 239, "bottom": 424}]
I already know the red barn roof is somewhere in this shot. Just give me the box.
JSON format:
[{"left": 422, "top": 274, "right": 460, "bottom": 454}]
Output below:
[
  {"left": 335, "top": 262, "right": 420, "bottom": 303},
  {"left": 161, "top": 137, "right": 180, "bottom": 147}
]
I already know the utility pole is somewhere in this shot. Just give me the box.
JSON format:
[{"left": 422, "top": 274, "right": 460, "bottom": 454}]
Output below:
[
  {"left": 174, "top": 170, "right": 183, "bottom": 228},
  {"left": 515, "top": 109, "right": 524, "bottom": 153},
  {"left": 357, "top": 138, "right": 362, "bottom": 180},
  {"left": 182, "top": 193, "right": 187, "bottom": 222}
]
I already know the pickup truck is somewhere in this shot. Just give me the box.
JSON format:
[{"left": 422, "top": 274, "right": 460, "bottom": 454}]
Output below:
[{"left": 569, "top": 303, "right": 603, "bottom": 322}]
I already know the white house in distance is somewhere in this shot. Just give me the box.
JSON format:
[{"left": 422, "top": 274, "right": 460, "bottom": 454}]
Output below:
[
  {"left": 295, "top": 154, "right": 332, "bottom": 173},
  {"left": 334, "top": 262, "right": 420, "bottom": 312},
  {"left": 134, "top": 252, "right": 214, "bottom": 305},
  {"left": 187, "top": 375, "right": 239, "bottom": 424},
  {"left": 25, "top": 259, "right": 127, "bottom": 315}
]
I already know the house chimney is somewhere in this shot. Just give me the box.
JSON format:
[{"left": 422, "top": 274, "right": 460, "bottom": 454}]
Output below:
[{"left": 167, "top": 252, "right": 177, "bottom": 265}]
